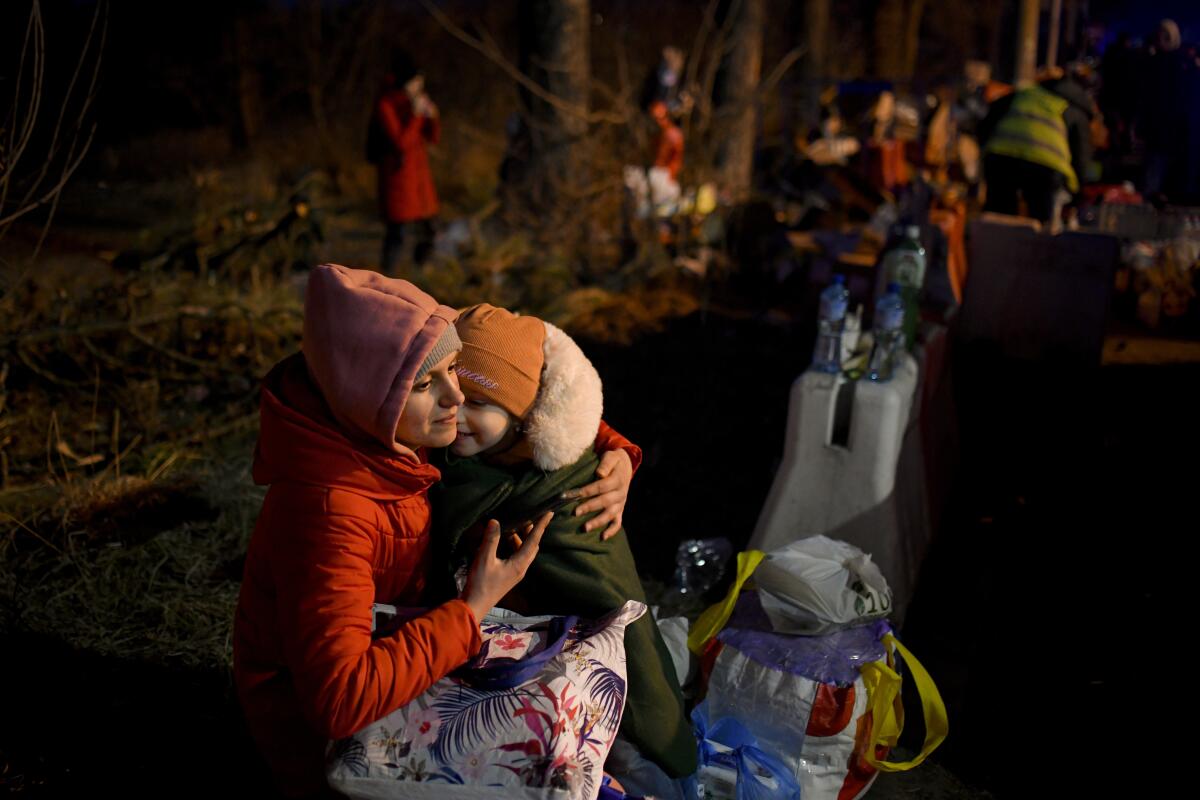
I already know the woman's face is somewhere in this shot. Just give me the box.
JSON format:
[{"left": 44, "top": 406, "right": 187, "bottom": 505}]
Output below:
[
  {"left": 451, "top": 389, "right": 517, "bottom": 457},
  {"left": 394, "top": 352, "right": 464, "bottom": 449}
]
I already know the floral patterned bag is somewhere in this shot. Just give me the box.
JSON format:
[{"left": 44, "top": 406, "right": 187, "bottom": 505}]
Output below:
[{"left": 326, "top": 601, "right": 647, "bottom": 800}]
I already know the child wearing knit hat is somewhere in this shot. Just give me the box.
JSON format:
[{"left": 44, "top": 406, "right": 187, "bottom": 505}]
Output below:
[{"left": 430, "top": 304, "right": 698, "bottom": 787}]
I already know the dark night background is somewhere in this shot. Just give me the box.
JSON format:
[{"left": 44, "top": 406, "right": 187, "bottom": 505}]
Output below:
[{"left": 2, "top": 1, "right": 1196, "bottom": 797}]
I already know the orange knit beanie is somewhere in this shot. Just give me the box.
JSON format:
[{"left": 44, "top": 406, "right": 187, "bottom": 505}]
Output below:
[{"left": 454, "top": 304, "right": 546, "bottom": 418}]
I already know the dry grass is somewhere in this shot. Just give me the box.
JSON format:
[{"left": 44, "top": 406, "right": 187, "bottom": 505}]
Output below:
[
  {"left": 1, "top": 444, "right": 261, "bottom": 670},
  {"left": 0, "top": 169, "right": 317, "bottom": 668}
]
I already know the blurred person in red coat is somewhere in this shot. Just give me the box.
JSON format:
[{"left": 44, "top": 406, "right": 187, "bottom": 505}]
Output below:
[
  {"left": 650, "top": 100, "right": 684, "bottom": 182},
  {"left": 369, "top": 51, "right": 440, "bottom": 273}
]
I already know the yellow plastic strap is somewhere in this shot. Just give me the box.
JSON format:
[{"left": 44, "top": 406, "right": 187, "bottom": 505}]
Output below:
[
  {"left": 687, "top": 550, "right": 766, "bottom": 654},
  {"left": 860, "top": 634, "right": 949, "bottom": 772}
]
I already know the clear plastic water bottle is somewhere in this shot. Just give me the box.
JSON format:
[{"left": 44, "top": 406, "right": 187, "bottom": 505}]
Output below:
[
  {"left": 674, "top": 538, "right": 734, "bottom": 595},
  {"left": 867, "top": 283, "right": 905, "bottom": 382},
  {"left": 812, "top": 275, "right": 849, "bottom": 373},
  {"left": 878, "top": 225, "right": 926, "bottom": 349}
]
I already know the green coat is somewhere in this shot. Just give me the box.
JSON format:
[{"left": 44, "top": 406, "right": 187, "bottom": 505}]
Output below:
[{"left": 430, "top": 449, "right": 698, "bottom": 778}]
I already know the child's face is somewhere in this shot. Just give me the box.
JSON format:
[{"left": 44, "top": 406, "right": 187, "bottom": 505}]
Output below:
[
  {"left": 394, "top": 352, "right": 464, "bottom": 450},
  {"left": 451, "top": 389, "right": 518, "bottom": 457}
]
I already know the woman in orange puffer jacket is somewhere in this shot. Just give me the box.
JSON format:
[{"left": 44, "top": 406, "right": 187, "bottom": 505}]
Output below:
[{"left": 233, "top": 265, "right": 638, "bottom": 797}]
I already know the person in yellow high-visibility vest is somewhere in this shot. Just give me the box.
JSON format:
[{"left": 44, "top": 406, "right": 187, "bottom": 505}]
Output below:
[{"left": 980, "top": 72, "right": 1095, "bottom": 223}]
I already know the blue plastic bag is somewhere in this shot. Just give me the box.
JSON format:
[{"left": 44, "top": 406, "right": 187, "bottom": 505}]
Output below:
[{"left": 692, "top": 702, "right": 801, "bottom": 800}]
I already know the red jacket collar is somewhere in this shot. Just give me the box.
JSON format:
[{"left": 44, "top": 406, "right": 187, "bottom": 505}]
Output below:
[{"left": 253, "top": 354, "right": 440, "bottom": 500}]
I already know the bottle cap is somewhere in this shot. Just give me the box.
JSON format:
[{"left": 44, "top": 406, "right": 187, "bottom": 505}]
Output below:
[
  {"left": 905, "top": 225, "right": 921, "bottom": 239},
  {"left": 832, "top": 274, "right": 845, "bottom": 284},
  {"left": 887, "top": 281, "right": 900, "bottom": 293}
]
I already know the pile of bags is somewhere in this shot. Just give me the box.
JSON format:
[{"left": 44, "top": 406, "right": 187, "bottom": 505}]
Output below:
[
  {"left": 324, "top": 536, "right": 946, "bottom": 800},
  {"left": 687, "top": 537, "right": 947, "bottom": 800}
]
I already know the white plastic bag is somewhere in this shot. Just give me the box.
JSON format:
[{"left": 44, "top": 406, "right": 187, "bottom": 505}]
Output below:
[
  {"left": 623, "top": 165, "right": 680, "bottom": 219},
  {"left": 654, "top": 615, "right": 694, "bottom": 688},
  {"left": 705, "top": 645, "right": 871, "bottom": 800},
  {"left": 754, "top": 536, "right": 892, "bottom": 635}
]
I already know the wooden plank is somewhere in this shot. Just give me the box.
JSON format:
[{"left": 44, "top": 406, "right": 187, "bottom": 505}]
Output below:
[
  {"left": 1102, "top": 335, "right": 1200, "bottom": 365},
  {"left": 836, "top": 251, "right": 878, "bottom": 268},
  {"left": 786, "top": 231, "right": 819, "bottom": 252}
]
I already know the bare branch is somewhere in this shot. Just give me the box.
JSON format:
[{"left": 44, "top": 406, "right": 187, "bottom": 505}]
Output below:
[
  {"left": 4, "top": 303, "right": 301, "bottom": 348},
  {"left": 693, "top": 0, "right": 743, "bottom": 138},
  {"left": 683, "top": 0, "right": 722, "bottom": 101},
  {"left": 1, "top": 0, "right": 106, "bottom": 265},
  {"left": 610, "top": 39, "right": 651, "bottom": 167},
  {"left": 0, "top": 123, "right": 96, "bottom": 228},
  {"left": 758, "top": 47, "right": 805, "bottom": 99},
  {"left": 416, "top": 0, "right": 627, "bottom": 126},
  {"left": 127, "top": 328, "right": 238, "bottom": 375},
  {"left": 2, "top": 2, "right": 45, "bottom": 216},
  {"left": 19, "top": 0, "right": 107, "bottom": 212}
]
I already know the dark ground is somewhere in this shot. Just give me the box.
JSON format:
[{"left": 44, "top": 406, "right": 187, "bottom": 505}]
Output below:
[{"left": 1, "top": 281, "right": 1190, "bottom": 798}]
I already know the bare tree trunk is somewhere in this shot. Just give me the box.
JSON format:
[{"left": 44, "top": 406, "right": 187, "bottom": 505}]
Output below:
[
  {"left": 802, "top": 0, "right": 830, "bottom": 78},
  {"left": 233, "top": 16, "right": 263, "bottom": 150},
  {"left": 713, "top": 0, "right": 764, "bottom": 201},
  {"left": 981, "top": 0, "right": 1007, "bottom": 69},
  {"left": 797, "top": 0, "right": 830, "bottom": 129},
  {"left": 518, "top": 0, "right": 591, "bottom": 211},
  {"left": 1046, "top": 0, "right": 1063, "bottom": 69},
  {"left": 873, "top": 0, "right": 906, "bottom": 79},
  {"left": 901, "top": 0, "right": 927, "bottom": 79},
  {"left": 873, "top": 0, "right": 927, "bottom": 81},
  {"left": 1015, "top": 0, "right": 1040, "bottom": 85},
  {"left": 1064, "top": 0, "right": 1078, "bottom": 59},
  {"left": 299, "top": 0, "right": 337, "bottom": 162}
]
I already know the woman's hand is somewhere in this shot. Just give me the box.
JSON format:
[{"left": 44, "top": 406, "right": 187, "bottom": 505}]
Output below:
[
  {"left": 461, "top": 513, "right": 550, "bottom": 623},
  {"left": 564, "top": 448, "right": 632, "bottom": 540}
]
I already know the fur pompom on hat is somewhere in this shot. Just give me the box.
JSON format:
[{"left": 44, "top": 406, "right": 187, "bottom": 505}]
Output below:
[{"left": 523, "top": 321, "right": 604, "bottom": 471}]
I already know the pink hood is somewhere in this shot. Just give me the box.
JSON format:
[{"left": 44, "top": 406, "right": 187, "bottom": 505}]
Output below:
[{"left": 302, "top": 264, "right": 458, "bottom": 453}]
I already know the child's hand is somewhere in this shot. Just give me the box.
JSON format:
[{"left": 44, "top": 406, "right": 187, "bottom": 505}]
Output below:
[
  {"left": 499, "top": 518, "right": 537, "bottom": 557},
  {"left": 563, "top": 449, "right": 632, "bottom": 540},
  {"left": 461, "top": 513, "right": 550, "bottom": 623}
]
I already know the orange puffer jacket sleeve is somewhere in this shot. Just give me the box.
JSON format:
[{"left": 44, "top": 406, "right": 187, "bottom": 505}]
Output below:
[
  {"left": 595, "top": 419, "right": 643, "bottom": 473},
  {"left": 268, "top": 491, "right": 481, "bottom": 740}
]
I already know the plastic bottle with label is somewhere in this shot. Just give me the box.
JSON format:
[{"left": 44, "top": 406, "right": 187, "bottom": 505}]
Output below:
[
  {"left": 812, "top": 275, "right": 849, "bottom": 374},
  {"left": 878, "top": 225, "right": 925, "bottom": 349},
  {"left": 867, "top": 282, "right": 905, "bottom": 382}
]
